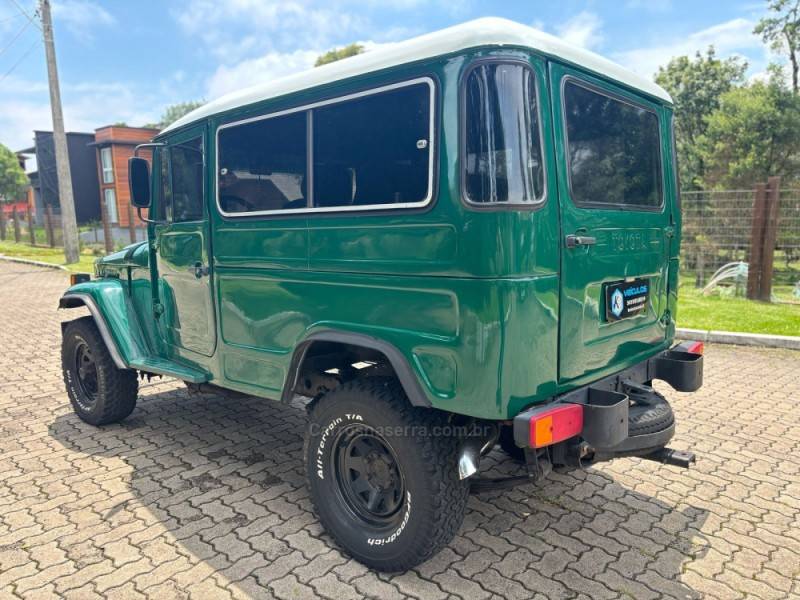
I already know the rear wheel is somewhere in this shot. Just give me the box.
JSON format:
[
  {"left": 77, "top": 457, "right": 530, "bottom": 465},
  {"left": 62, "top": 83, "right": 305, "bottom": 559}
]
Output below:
[
  {"left": 61, "top": 316, "right": 138, "bottom": 425},
  {"left": 304, "top": 378, "right": 469, "bottom": 571}
]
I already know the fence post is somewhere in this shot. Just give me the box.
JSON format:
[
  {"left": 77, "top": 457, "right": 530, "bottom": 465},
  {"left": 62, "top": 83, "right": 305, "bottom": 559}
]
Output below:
[
  {"left": 0, "top": 209, "right": 6, "bottom": 241},
  {"left": 746, "top": 183, "right": 767, "bottom": 300},
  {"left": 128, "top": 203, "right": 136, "bottom": 244},
  {"left": 12, "top": 208, "right": 20, "bottom": 243},
  {"left": 100, "top": 196, "right": 113, "bottom": 253},
  {"left": 758, "top": 177, "right": 781, "bottom": 301},
  {"left": 27, "top": 208, "right": 35, "bottom": 246},
  {"left": 45, "top": 205, "right": 56, "bottom": 248}
]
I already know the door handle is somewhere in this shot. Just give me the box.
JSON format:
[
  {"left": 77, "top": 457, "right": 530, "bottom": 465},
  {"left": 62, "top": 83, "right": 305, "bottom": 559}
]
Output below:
[
  {"left": 191, "top": 262, "right": 210, "bottom": 278},
  {"left": 565, "top": 234, "right": 597, "bottom": 248}
]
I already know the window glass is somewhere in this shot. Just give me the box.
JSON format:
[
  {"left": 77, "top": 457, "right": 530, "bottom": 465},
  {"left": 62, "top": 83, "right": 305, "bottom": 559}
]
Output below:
[
  {"left": 564, "top": 81, "right": 663, "bottom": 208},
  {"left": 313, "top": 82, "right": 431, "bottom": 208},
  {"left": 170, "top": 137, "right": 205, "bottom": 222},
  {"left": 464, "top": 63, "right": 544, "bottom": 204},
  {"left": 100, "top": 147, "right": 114, "bottom": 184},
  {"left": 218, "top": 111, "right": 307, "bottom": 214},
  {"left": 158, "top": 147, "right": 171, "bottom": 221},
  {"left": 103, "top": 188, "right": 118, "bottom": 223}
]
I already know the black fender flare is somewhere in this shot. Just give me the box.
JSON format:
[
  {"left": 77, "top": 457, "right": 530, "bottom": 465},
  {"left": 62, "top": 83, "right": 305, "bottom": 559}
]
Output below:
[{"left": 281, "top": 330, "right": 432, "bottom": 407}]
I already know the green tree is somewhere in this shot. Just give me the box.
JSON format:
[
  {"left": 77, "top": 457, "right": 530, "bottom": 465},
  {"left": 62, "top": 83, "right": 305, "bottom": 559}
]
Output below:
[
  {"left": 699, "top": 72, "right": 800, "bottom": 188},
  {"left": 0, "top": 143, "right": 28, "bottom": 203},
  {"left": 754, "top": 0, "right": 800, "bottom": 94},
  {"left": 315, "top": 43, "right": 364, "bottom": 67},
  {"left": 158, "top": 101, "right": 205, "bottom": 128},
  {"left": 655, "top": 48, "right": 747, "bottom": 189}
]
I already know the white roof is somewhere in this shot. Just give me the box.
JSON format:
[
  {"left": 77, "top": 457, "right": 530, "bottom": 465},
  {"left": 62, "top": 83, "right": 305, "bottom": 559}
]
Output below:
[{"left": 163, "top": 17, "right": 671, "bottom": 134}]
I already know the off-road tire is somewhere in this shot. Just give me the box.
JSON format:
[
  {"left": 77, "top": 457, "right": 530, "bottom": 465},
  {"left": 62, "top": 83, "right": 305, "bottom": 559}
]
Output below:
[
  {"left": 62, "top": 316, "right": 138, "bottom": 426},
  {"left": 304, "top": 378, "right": 469, "bottom": 571},
  {"left": 498, "top": 425, "right": 525, "bottom": 462},
  {"left": 628, "top": 391, "right": 674, "bottom": 436}
]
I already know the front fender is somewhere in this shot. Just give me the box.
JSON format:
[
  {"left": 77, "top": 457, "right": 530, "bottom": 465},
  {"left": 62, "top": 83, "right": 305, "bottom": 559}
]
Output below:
[{"left": 59, "top": 279, "right": 150, "bottom": 369}]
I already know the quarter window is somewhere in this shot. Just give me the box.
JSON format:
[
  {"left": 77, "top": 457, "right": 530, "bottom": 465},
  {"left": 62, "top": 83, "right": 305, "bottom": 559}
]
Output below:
[
  {"left": 100, "top": 147, "right": 114, "bottom": 184},
  {"left": 313, "top": 82, "right": 431, "bottom": 208},
  {"left": 464, "top": 63, "right": 545, "bottom": 204},
  {"left": 563, "top": 81, "right": 663, "bottom": 208},
  {"left": 218, "top": 112, "right": 307, "bottom": 214},
  {"left": 170, "top": 137, "right": 205, "bottom": 222}
]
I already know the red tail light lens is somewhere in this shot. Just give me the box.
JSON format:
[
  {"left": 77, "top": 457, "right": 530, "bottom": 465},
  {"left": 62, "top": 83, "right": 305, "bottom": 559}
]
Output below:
[{"left": 529, "top": 404, "right": 584, "bottom": 449}]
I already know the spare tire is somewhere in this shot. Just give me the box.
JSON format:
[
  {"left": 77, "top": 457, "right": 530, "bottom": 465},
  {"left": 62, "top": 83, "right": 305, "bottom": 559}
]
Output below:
[{"left": 627, "top": 392, "right": 674, "bottom": 437}]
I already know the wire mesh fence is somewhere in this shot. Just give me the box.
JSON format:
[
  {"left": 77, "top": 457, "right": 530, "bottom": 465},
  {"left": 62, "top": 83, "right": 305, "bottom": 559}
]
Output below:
[{"left": 681, "top": 188, "right": 800, "bottom": 288}]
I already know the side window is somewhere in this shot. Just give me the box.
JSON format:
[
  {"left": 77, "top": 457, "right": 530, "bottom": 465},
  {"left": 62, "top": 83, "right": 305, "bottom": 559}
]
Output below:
[
  {"left": 464, "top": 63, "right": 545, "bottom": 204},
  {"left": 218, "top": 112, "right": 307, "bottom": 214},
  {"left": 158, "top": 147, "right": 172, "bottom": 221},
  {"left": 313, "top": 81, "right": 431, "bottom": 207},
  {"left": 170, "top": 137, "right": 205, "bottom": 222},
  {"left": 563, "top": 81, "right": 663, "bottom": 208}
]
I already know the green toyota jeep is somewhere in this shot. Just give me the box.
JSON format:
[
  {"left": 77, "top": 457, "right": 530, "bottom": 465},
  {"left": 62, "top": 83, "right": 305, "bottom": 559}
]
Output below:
[{"left": 59, "top": 17, "right": 703, "bottom": 571}]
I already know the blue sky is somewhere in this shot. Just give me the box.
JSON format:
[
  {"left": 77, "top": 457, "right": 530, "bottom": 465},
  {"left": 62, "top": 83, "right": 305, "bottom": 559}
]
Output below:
[{"left": 0, "top": 0, "right": 782, "bottom": 152}]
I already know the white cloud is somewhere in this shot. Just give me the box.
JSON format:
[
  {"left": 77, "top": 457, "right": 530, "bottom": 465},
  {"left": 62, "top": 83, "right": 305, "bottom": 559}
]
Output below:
[
  {"left": 555, "top": 11, "right": 604, "bottom": 50},
  {"left": 52, "top": 0, "right": 115, "bottom": 38},
  {"left": 614, "top": 18, "right": 763, "bottom": 78},
  {"left": 207, "top": 49, "right": 321, "bottom": 100}
]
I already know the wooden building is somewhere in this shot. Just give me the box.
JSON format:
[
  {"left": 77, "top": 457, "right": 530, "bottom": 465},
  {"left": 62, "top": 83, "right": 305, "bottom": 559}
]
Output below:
[{"left": 92, "top": 125, "right": 159, "bottom": 228}]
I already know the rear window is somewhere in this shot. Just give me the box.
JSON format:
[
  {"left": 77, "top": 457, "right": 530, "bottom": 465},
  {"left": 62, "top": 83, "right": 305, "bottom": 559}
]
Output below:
[
  {"left": 464, "top": 63, "right": 545, "bottom": 204},
  {"left": 563, "top": 81, "right": 663, "bottom": 209}
]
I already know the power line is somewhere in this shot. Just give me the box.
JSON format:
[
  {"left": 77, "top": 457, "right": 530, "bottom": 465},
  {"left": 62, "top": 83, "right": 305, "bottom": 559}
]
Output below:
[
  {"left": 0, "top": 37, "right": 37, "bottom": 84},
  {"left": 5, "top": 0, "right": 39, "bottom": 31},
  {"left": 0, "top": 17, "right": 30, "bottom": 57}
]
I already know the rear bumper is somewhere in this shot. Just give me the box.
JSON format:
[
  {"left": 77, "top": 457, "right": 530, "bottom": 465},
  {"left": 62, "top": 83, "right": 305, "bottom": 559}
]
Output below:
[{"left": 513, "top": 344, "right": 703, "bottom": 458}]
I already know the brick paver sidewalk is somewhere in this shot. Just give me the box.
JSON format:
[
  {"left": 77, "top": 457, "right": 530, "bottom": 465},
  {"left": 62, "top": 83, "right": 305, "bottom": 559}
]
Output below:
[{"left": 0, "top": 261, "right": 798, "bottom": 599}]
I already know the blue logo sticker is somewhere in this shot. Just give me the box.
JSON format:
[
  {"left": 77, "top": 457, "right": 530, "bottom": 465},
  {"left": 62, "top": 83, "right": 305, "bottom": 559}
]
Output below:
[{"left": 610, "top": 289, "right": 625, "bottom": 318}]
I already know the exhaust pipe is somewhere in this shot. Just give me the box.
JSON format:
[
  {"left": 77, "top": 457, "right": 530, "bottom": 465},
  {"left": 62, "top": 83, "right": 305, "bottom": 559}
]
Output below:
[
  {"left": 457, "top": 424, "right": 500, "bottom": 480},
  {"left": 642, "top": 447, "right": 696, "bottom": 468}
]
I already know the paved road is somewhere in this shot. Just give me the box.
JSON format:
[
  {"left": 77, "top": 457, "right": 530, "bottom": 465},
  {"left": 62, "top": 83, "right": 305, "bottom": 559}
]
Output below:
[{"left": 0, "top": 260, "right": 798, "bottom": 600}]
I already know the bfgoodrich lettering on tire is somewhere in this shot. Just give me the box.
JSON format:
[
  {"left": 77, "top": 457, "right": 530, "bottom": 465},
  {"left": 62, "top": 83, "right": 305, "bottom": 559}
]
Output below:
[{"left": 304, "top": 378, "right": 469, "bottom": 571}]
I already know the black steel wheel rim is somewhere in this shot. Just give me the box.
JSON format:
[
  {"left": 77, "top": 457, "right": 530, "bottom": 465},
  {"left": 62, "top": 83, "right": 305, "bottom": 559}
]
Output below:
[
  {"left": 74, "top": 339, "right": 98, "bottom": 410},
  {"left": 332, "top": 425, "right": 406, "bottom": 527}
]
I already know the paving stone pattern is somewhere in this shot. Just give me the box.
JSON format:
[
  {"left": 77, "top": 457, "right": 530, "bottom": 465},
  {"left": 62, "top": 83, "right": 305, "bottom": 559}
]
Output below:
[{"left": 1, "top": 261, "right": 799, "bottom": 599}]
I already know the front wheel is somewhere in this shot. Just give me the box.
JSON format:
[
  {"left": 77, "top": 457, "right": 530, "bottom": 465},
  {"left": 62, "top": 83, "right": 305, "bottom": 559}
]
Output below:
[
  {"left": 61, "top": 316, "right": 138, "bottom": 426},
  {"left": 304, "top": 379, "right": 469, "bottom": 571}
]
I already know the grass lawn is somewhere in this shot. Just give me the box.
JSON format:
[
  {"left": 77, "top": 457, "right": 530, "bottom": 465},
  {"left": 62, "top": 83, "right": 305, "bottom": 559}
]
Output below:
[
  {"left": 678, "top": 283, "right": 800, "bottom": 336},
  {"left": 0, "top": 240, "right": 96, "bottom": 273}
]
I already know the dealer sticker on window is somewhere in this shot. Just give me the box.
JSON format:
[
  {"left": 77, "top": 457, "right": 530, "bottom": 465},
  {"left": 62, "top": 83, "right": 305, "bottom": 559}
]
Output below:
[{"left": 604, "top": 278, "right": 650, "bottom": 321}]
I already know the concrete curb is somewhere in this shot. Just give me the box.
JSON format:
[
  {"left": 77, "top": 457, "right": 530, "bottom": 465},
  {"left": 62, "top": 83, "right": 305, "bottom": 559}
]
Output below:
[
  {"left": 0, "top": 255, "right": 68, "bottom": 272},
  {"left": 677, "top": 327, "right": 800, "bottom": 350}
]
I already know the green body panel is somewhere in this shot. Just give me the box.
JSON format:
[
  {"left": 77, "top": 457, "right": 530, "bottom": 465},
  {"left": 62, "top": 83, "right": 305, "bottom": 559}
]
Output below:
[{"left": 62, "top": 46, "right": 679, "bottom": 420}]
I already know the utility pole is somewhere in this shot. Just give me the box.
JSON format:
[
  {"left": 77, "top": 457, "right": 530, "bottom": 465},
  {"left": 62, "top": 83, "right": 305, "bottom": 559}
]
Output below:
[{"left": 39, "top": 0, "right": 79, "bottom": 263}]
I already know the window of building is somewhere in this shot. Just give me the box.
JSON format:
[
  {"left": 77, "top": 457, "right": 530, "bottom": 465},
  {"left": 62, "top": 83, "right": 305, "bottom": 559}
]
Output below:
[
  {"left": 100, "top": 147, "right": 114, "bottom": 184},
  {"left": 217, "top": 111, "right": 307, "bottom": 215},
  {"left": 170, "top": 137, "right": 205, "bottom": 222},
  {"left": 463, "top": 63, "right": 545, "bottom": 205},
  {"left": 313, "top": 81, "right": 432, "bottom": 208},
  {"left": 103, "top": 188, "right": 118, "bottom": 223},
  {"left": 563, "top": 81, "right": 663, "bottom": 209}
]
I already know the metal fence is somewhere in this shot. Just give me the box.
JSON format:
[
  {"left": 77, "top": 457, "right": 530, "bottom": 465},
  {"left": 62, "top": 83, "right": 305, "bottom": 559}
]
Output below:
[{"left": 681, "top": 188, "right": 800, "bottom": 287}]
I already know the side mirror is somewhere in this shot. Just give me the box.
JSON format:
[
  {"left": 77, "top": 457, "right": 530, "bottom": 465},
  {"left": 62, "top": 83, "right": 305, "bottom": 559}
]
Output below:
[{"left": 128, "top": 157, "right": 151, "bottom": 209}]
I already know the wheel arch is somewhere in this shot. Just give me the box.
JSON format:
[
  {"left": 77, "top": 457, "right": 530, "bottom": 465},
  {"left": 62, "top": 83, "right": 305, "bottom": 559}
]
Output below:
[
  {"left": 60, "top": 293, "right": 128, "bottom": 369},
  {"left": 281, "top": 330, "right": 432, "bottom": 407}
]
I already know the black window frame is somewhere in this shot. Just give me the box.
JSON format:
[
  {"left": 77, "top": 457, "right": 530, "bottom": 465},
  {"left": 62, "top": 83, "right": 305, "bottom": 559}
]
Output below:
[
  {"left": 214, "top": 76, "right": 438, "bottom": 219},
  {"left": 168, "top": 136, "right": 206, "bottom": 223},
  {"left": 560, "top": 75, "right": 666, "bottom": 213},
  {"left": 459, "top": 57, "right": 548, "bottom": 212}
]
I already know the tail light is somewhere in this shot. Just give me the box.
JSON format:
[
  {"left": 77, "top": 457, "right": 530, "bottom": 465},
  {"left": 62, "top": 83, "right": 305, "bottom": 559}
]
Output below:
[{"left": 527, "top": 404, "right": 583, "bottom": 449}]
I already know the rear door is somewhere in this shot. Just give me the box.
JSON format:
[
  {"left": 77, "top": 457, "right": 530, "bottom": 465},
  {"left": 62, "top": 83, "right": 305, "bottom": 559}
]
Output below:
[{"left": 549, "top": 64, "right": 673, "bottom": 385}]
